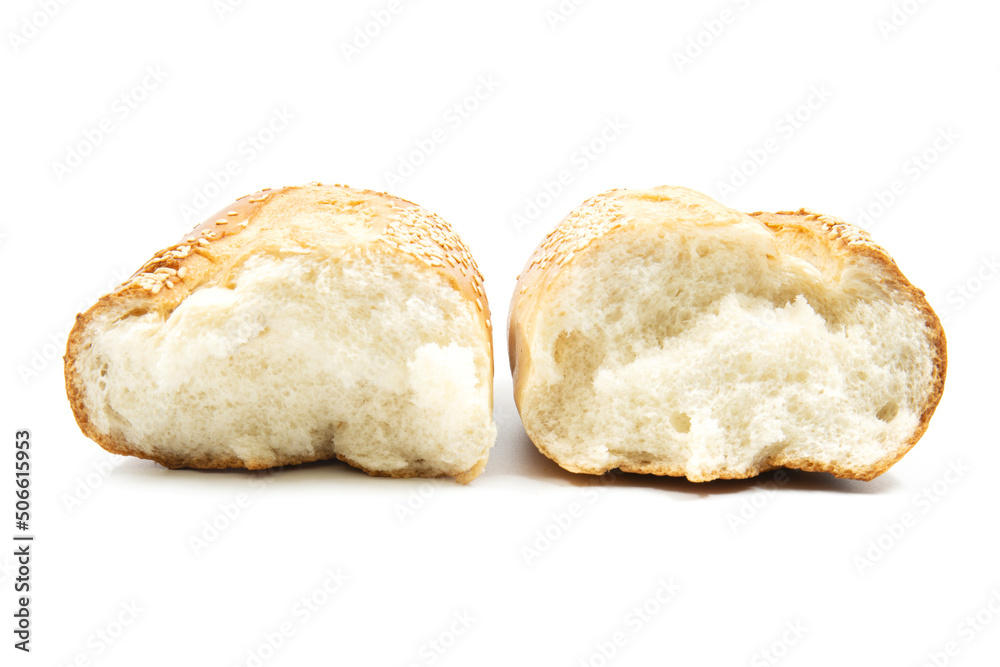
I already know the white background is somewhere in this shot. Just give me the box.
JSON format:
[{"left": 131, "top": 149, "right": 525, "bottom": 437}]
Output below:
[{"left": 2, "top": 0, "right": 999, "bottom": 665}]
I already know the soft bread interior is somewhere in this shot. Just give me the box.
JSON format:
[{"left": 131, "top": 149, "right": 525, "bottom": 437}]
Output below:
[
  {"left": 74, "top": 249, "right": 495, "bottom": 476},
  {"left": 520, "top": 222, "right": 936, "bottom": 481}
]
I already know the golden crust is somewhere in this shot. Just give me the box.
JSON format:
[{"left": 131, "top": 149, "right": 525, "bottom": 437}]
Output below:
[
  {"left": 508, "top": 187, "right": 947, "bottom": 482},
  {"left": 64, "top": 183, "right": 493, "bottom": 480}
]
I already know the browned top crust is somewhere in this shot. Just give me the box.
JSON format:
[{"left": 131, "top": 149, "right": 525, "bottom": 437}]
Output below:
[{"left": 104, "top": 182, "right": 489, "bottom": 337}]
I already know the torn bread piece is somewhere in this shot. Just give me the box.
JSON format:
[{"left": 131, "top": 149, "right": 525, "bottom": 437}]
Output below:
[
  {"left": 508, "top": 185, "right": 946, "bottom": 481},
  {"left": 65, "top": 183, "right": 495, "bottom": 482}
]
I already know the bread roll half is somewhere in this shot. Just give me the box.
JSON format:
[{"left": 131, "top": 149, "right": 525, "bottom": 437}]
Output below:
[
  {"left": 65, "top": 183, "right": 495, "bottom": 482},
  {"left": 508, "top": 186, "right": 946, "bottom": 481}
]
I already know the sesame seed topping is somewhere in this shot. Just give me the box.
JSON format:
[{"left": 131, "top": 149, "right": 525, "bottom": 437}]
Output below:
[{"left": 227, "top": 211, "right": 238, "bottom": 216}]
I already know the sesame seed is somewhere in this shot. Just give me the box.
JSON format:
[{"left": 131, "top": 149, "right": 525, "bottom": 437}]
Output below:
[
  {"left": 177, "top": 267, "right": 187, "bottom": 278},
  {"left": 216, "top": 219, "right": 228, "bottom": 225},
  {"left": 227, "top": 211, "right": 238, "bottom": 216}
]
